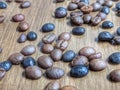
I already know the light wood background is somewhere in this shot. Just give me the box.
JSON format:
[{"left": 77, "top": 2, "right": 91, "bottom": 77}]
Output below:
[{"left": 0, "top": 0, "right": 120, "bottom": 90}]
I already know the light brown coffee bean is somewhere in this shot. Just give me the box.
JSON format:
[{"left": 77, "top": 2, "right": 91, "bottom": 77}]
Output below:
[
  {"left": 21, "top": 45, "right": 36, "bottom": 56},
  {"left": 25, "top": 66, "right": 42, "bottom": 79},
  {"left": 104, "top": 0, "right": 113, "bottom": 8},
  {"left": 78, "top": 2, "right": 87, "bottom": 9},
  {"left": 89, "top": 59, "right": 107, "bottom": 71},
  {"left": 0, "top": 16, "right": 5, "bottom": 23},
  {"left": 70, "top": 11, "right": 83, "bottom": 17},
  {"left": 97, "top": 12, "right": 107, "bottom": 21},
  {"left": 0, "top": 68, "right": 6, "bottom": 81},
  {"left": 58, "top": 32, "right": 71, "bottom": 41},
  {"left": 83, "top": 14, "right": 92, "bottom": 24},
  {"left": 9, "top": 53, "right": 24, "bottom": 65},
  {"left": 60, "top": 86, "right": 78, "bottom": 90},
  {"left": 91, "top": 16, "right": 101, "bottom": 26},
  {"left": 88, "top": 52, "right": 102, "bottom": 60},
  {"left": 45, "top": 67, "right": 65, "bottom": 79},
  {"left": 68, "top": 3, "right": 78, "bottom": 11},
  {"left": 81, "top": 5, "right": 93, "bottom": 14},
  {"left": 0, "top": 47, "right": 2, "bottom": 53},
  {"left": 37, "top": 55, "right": 53, "bottom": 69},
  {"left": 15, "top": 0, "right": 23, "bottom": 3},
  {"left": 18, "top": 21, "right": 29, "bottom": 31},
  {"left": 12, "top": 14, "right": 25, "bottom": 22},
  {"left": 91, "top": 3, "right": 101, "bottom": 11},
  {"left": 18, "top": 34, "right": 27, "bottom": 43},
  {"left": 42, "top": 44, "right": 54, "bottom": 54},
  {"left": 21, "top": 1, "right": 31, "bottom": 8},
  {"left": 71, "top": 16, "right": 84, "bottom": 25}
]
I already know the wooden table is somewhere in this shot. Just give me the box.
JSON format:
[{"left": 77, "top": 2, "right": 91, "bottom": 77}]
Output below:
[{"left": 0, "top": 0, "right": 120, "bottom": 90}]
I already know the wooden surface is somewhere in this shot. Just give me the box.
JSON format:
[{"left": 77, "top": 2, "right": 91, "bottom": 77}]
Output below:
[{"left": 0, "top": 0, "right": 120, "bottom": 90}]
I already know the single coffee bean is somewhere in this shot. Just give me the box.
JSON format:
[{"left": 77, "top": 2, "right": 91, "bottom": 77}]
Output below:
[
  {"left": 0, "top": 61, "right": 12, "bottom": 71},
  {"left": 97, "top": 12, "right": 107, "bottom": 21},
  {"left": 71, "top": 0, "right": 80, "bottom": 4},
  {"left": 50, "top": 49, "right": 62, "bottom": 61},
  {"left": 55, "top": 7, "right": 67, "bottom": 18},
  {"left": 56, "top": 0, "right": 65, "bottom": 3},
  {"left": 0, "top": 15, "right": 5, "bottom": 23},
  {"left": 6, "top": 0, "right": 13, "bottom": 2},
  {"left": 0, "top": 47, "right": 2, "bottom": 53},
  {"left": 91, "top": 16, "right": 101, "bottom": 26},
  {"left": 18, "top": 21, "right": 29, "bottom": 31},
  {"left": 45, "top": 81, "right": 61, "bottom": 90},
  {"left": 0, "top": 1, "right": 7, "bottom": 9},
  {"left": 62, "top": 50, "right": 76, "bottom": 62},
  {"left": 70, "top": 11, "right": 83, "bottom": 17},
  {"left": 68, "top": 3, "right": 78, "bottom": 11},
  {"left": 9, "top": 53, "right": 24, "bottom": 65},
  {"left": 104, "top": 0, "right": 113, "bottom": 8},
  {"left": 89, "top": 59, "right": 107, "bottom": 71},
  {"left": 79, "top": 47, "right": 96, "bottom": 57},
  {"left": 12, "top": 14, "right": 25, "bottom": 22},
  {"left": 58, "top": 32, "right": 71, "bottom": 41},
  {"left": 117, "top": 27, "right": 120, "bottom": 35},
  {"left": 55, "top": 40, "right": 69, "bottom": 51},
  {"left": 71, "top": 16, "right": 84, "bottom": 25},
  {"left": 42, "top": 44, "right": 54, "bottom": 54},
  {"left": 21, "top": 45, "right": 36, "bottom": 56},
  {"left": 88, "top": 52, "right": 102, "bottom": 60},
  {"left": 83, "top": 14, "right": 92, "bottom": 24},
  {"left": 15, "top": 0, "right": 23, "bottom": 3},
  {"left": 109, "top": 52, "right": 120, "bottom": 64},
  {"left": 101, "top": 6, "right": 110, "bottom": 15},
  {"left": 78, "top": 2, "right": 87, "bottom": 9},
  {"left": 37, "top": 55, "right": 53, "bottom": 69},
  {"left": 0, "top": 68, "right": 6, "bottom": 81},
  {"left": 71, "top": 55, "right": 89, "bottom": 67},
  {"left": 42, "top": 23, "right": 55, "bottom": 32},
  {"left": 81, "top": 5, "right": 93, "bottom": 14},
  {"left": 80, "top": 0, "right": 89, "bottom": 4},
  {"left": 109, "top": 69, "right": 120, "bottom": 82},
  {"left": 102, "top": 21, "right": 114, "bottom": 29},
  {"left": 72, "top": 27, "right": 85, "bottom": 35},
  {"left": 45, "top": 67, "right": 65, "bottom": 79},
  {"left": 21, "top": 57, "right": 36, "bottom": 68},
  {"left": 91, "top": 3, "right": 101, "bottom": 11},
  {"left": 70, "top": 65, "right": 89, "bottom": 77},
  {"left": 116, "top": 2, "right": 120, "bottom": 10},
  {"left": 20, "top": 1, "right": 31, "bottom": 8},
  {"left": 18, "top": 34, "right": 27, "bottom": 43},
  {"left": 60, "top": 86, "right": 78, "bottom": 90},
  {"left": 113, "top": 36, "right": 120, "bottom": 44},
  {"left": 25, "top": 66, "right": 42, "bottom": 79},
  {"left": 96, "top": 0, "right": 105, "bottom": 5},
  {"left": 98, "top": 31, "right": 114, "bottom": 41},
  {"left": 27, "top": 31, "right": 37, "bottom": 41}
]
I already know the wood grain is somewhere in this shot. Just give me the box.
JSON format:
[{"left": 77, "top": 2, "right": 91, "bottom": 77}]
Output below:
[{"left": 0, "top": 0, "right": 120, "bottom": 90}]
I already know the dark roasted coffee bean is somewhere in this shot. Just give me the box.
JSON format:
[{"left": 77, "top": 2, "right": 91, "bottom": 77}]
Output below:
[
  {"left": 91, "top": 16, "right": 101, "bottom": 26},
  {"left": 71, "top": 0, "right": 80, "bottom": 4},
  {"left": 116, "top": 2, "right": 120, "bottom": 10},
  {"left": 102, "top": 21, "right": 114, "bottom": 29},
  {"left": 81, "top": 5, "right": 93, "bottom": 14},
  {"left": 25, "top": 66, "right": 42, "bottom": 79},
  {"left": 80, "top": 0, "right": 89, "bottom": 4},
  {"left": 113, "top": 36, "right": 120, "bottom": 44},
  {"left": 104, "top": 0, "right": 113, "bottom": 8},
  {"left": 109, "top": 52, "right": 120, "bottom": 64},
  {"left": 42, "top": 44, "right": 54, "bottom": 54},
  {"left": 55, "top": 7, "right": 67, "bottom": 18},
  {"left": 71, "top": 16, "right": 83, "bottom": 25},
  {"left": 78, "top": 2, "right": 87, "bottom": 9},
  {"left": 70, "top": 65, "right": 89, "bottom": 77},
  {"left": 0, "top": 1, "right": 7, "bottom": 9},
  {"left": 42, "top": 23, "right": 55, "bottom": 32},
  {"left": 15, "top": 0, "right": 23, "bottom": 3},
  {"left": 6, "top": 0, "right": 13, "bottom": 2},
  {"left": 18, "top": 21, "right": 29, "bottom": 31},
  {"left": 101, "top": 6, "right": 110, "bottom": 15},
  {"left": 0, "top": 47, "right": 2, "bottom": 53},
  {"left": 68, "top": 3, "right": 78, "bottom": 11},
  {"left": 0, "top": 68, "right": 6, "bottom": 81},
  {"left": 58, "top": 32, "right": 71, "bottom": 41},
  {"left": 88, "top": 52, "right": 102, "bottom": 60},
  {"left": 91, "top": 3, "right": 101, "bottom": 11},
  {"left": 0, "top": 15, "right": 5, "bottom": 23},
  {"left": 70, "top": 11, "right": 83, "bottom": 17},
  {"left": 96, "top": 0, "right": 105, "bottom": 5},
  {"left": 117, "top": 27, "right": 120, "bottom": 35},
  {"left": 18, "top": 34, "right": 27, "bottom": 43},
  {"left": 97, "top": 12, "right": 107, "bottom": 21},
  {"left": 83, "top": 14, "right": 92, "bottom": 24},
  {"left": 60, "top": 86, "right": 78, "bottom": 90},
  {"left": 0, "top": 61, "right": 12, "bottom": 71},
  {"left": 72, "top": 27, "right": 85, "bottom": 35},
  {"left": 62, "top": 50, "right": 76, "bottom": 62},
  {"left": 27, "top": 31, "right": 37, "bottom": 41},
  {"left": 12, "top": 14, "right": 25, "bottom": 22},
  {"left": 20, "top": 1, "right": 31, "bottom": 8},
  {"left": 56, "top": 0, "right": 65, "bottom": 3},
  {"left": 45, "top": 67, "right": 65, "bottom": 79},
  {"left": 22, "top": 57, "right": 36, "bottom": 68}
]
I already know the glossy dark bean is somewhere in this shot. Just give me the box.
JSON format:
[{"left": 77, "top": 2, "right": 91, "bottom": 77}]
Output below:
[
  {"left": 15, "top": 0, "right": 23, "bottom": 3},
  {"left": 72, "top": 27, "right": 85, "bottom": 35},
  {"left": 71, "top": 16, "right": 83, "bottom": 25},
  {"left": 0, "top": 68, "right": 6, "bottom": 81},
  {"left": 0, "top": 16, "right": 5, "bottom": 23},
  {"left": 0, "top": 1, "right": 7, "bottom": 9},
  {"left": 117, "top": 27, "right": 120, "bottom": 35},
  {"left": 102, "top": 21, "right": 114, "bottom": 29},
  {"left": 42, "top": 23, "right": 55, "bottom": 32},
  {"left": 91, "top": 3, "right": 101, "bottom": 11},
  {"left": 18, "top": 34, "right": 27, "bottom": 43},
  {"left": 97, "top": 12, "right": 107, "bottom": 21},
  {"left": 116, "top": 2, "right": 120, "bottom": 11},
  {"left": 67, "top": 3, "right": 78, "bottom": 11},
  {"left": 12, "top": 14, "right": 25, "bottom": 22},
  {"left": 55, "top": 7, "right": 67, "bottom": 18},
  {"left": 20, "top": 1, "right": 31, "bottom": 8},
  {"left": 109, "top": 52, "right": 120, "bottom": 64},
  {"left": 80, "top": 0, "right": 89, "bottom": 4},
  {"left": 56, "top": 0, "right": 65, "bottom": 3},
  {"left": 0, "top": 61, "right": 12, "bottom": 71},
  {"left": 83, "top": 14, "right": 92, "bottom": 24},
  {"left": 6, "top": 0, "right": 13, "bottom": 2},
  {"left": 101, "top": 6, "right": 110, "bottom": 15},
  {"left": 27, "top": 31, "right": 37, "bottom": 41},
  {"left": 91, "top": 16, "right": 101, "bottom": 26}
]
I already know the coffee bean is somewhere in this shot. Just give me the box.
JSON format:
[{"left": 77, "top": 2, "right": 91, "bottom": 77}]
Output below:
[
  {"left": 56, "top": 0, "right": 65, "bottom": 3},
  {"left": 79, "top": 47, "right": 96, "bottom": 57},
  {"left": 101, "top": 6, "right": 110, "bottom": 15},
  {"left": 83, "top": 14, "right": 92, "bottom": 24},
  {"left": 15, "top": 0, "right": 23, "bottom": 3},
  {"left": 117, "top": 27, "right": 120, "bottom": 35},
  {"left": 45, "top": 81, "right": 61, "bottom": 90},
  {"left": 60, "top": 86, "right": 78, "bottom": 90},
  {"left": 9, "top": 53, "right": 24, "bottom": 65},
  {"left": 0, "top": 61, "right": 12, "bottom": 71},
  {"left": 113, "top": 36, "right": 120, "bottom": 44},
  {"left": 0, "top": 47, "right": 2, "bottom": 53},
  {"left": 6, "top": 0, "right": 13, "bottom": 2},
  {"left": 62, "top": 50, "right": 76, "bottom": 62},
  {"left": 91, "top": 3, "right": 101, "bottom": 11},
  {"left": 50, "top": 49, "right": 63, "bottom": 61},
  {"left": 12, "top": 14, "right": 25, "bottom": 22},
  {"left": 67, "top": 3, "right": 78, "bottom": 11},
  {"left": 55, "top": 7, "right": 67, "bottom": 18},
  {"left": 72, "top": 27, "right": 85, "bottom": 35},
  {"left": 0, "top": 15, "right": 5, "bottom": 23},
  {"left": 0, "top": 1, "right": 7, "bottom": 9},
  {"left": 81, "top": 5, "right": 93, "bottom": 14},
  {"left": 71, "top": 55, "right": 89, "bottom": 67},
  {"left": 58, "top": 32, "right": 71, "bottom": 41},
  {"left": 71, "top": 0, "right": 81, "bottom": 4},
  {"left": 88, "top": 52, "right": 102, "bottom": 60},
  {"left": 18, "top": 34, "right": 27, "bottom": 43},
  {"left": 78, "top": 2, "right": 87, "bottom": 9},
  {"left": 71, "top": 16, "right": 83, "bottom": 25},
  {"left": 116, "top": 10, "right": 120, "bottom": 16},
  {"left": 27, "top": 31, "right": 37, "bottom": 41},
  {"left": 102, "top": 21, "right": 114, "bottom": 29},
  {"left": 109, "top": 69, "right": 120, "bottom": 82},
  {"left": 89, "top": 59, "right": 107, "bottom": 71},
  {"left": 116, "top": 2, "right": 120, "bottom": 10},
  {"left": 42, "top": 33, "right": 56, "bottom": 44},
  {"left": 91, "top": 16, "right": 101, "bottom": 26},
  {"left": 96, "top": 0, "right": 105, "bottom": 5},
  {"left": 0, "top": 68, "right": 6, "bottom": 81},
  {"left": 104, "top": 0, "right": 113, "bottom": 8},
  {"left": 25, "top": 66, "right": 42, "bottom": 79},
  {"left": 70, "top": 65, "right": 89, "bottom": 77},
  {"left": 42, "top": 44, "right": 54, "bottom": 54},
  {"left": 45, "top": 67, "right": 65, "bottom": 79},
  {"left": 109, "top": 52, "right": 120, "bottom": 64},
  {"left": 37, "top": 55, "right": 53, "bottom": 69},
  {"left": 98, "top": 31, "right": 114, "bottom": 41},
  {"left": 80, "top": 0, "right": 89, "bottom": 4},
  {"left": 21, "top": 45, "right": 36, "bottom": 56},
  {"left": 70, "top": 11, "right": 83, "bottom": 17},
  {"left": 20, "top": 1, "right": 31, "bottom": 8},
  {"left": 97, "top": 12, "right": 107, "bottom": 21},
  {"left": 18, "top": 21, "right": 29, "bottom": 31},
  {"left": 21, "top": 57, "right": 36, "bottom": 68},
  {"left": 55, "top": 40, "right": 69, "bottom": 51},
  {"left": 42, "top": 23, "right": 55, "bottom": 32}
]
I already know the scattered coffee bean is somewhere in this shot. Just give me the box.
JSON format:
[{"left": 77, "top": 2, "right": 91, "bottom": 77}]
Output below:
[
  {"left": 55, "top": 7, "right": 67, "bottom": 18},
  {"left": 91, "top": 16, "right": 101, "bottom": 26},
  {"left": 0, "top": 68, "right": 6, "bottom": 81},
  {"left": 81, "top": 0, "right": 89, "bottom": 4},
  {"left": 116, "top": 2, "right": 120, "bottom": 10},
  {"left": 101, "top": 6, "right": 110, "bottom": 15},
  {"left": 21, "top": 57, "right": 36, "bottom": 68},
  {"left": 12, "top": 14, "right": 25, "bottom": 22},
  {"left": 20, "top": 1, "right": 31, "bottom": 8},
  {"left": 42, "top": 44, "right": 54, "bottom": 54},
  {"left": 0, "top": 15, "right": 5, "bottom": 23},
  {"left": 109, "top": 69, "right": 120, "bottom": 82},
  {"left": 42, "top": 23, "right": 55, "bottom": 32},
  {"left": 18, "top": 21, "right": 29, "bottom": 31},
  {"left": 88, "top": 52, "right": 102, "bottom": 60},
  {"left": 21, "top": 45, "right": 36, "bottom": 56},
  {"left": 27, "top": 31, "right": 37, "bottom": 41},
  {"left": 58, "top": 32, "right": 71, "bottom": 41},
  {"left": 70, "top": 65, "right": 89, "bottom": 77},
  {"left": 71, "top": 16, "right": 83, "bottom": 25},
  {"left": 91, "top": 3, "right": 101, "bottom": 11},
  {"left": 117, "top": 27, "right": 120, "bottom": 35},
  {"left": 109, "top": 52, "right": 120, "bottom": 64},
  {"left": 112, "top": 36, "right": 120, "bottom": 44},
  {"left": 50, "top": 49, "right": 62, "bottom": 61},
  {"left": 0, "top": 61, "right": 12, "bottom": 71},
  {"left": 60, "top": 86, "right": 78, "bottom": 90},
  {"left": 70, "top": 11, "right": 83, "bottom": 17},
  {"left": 9, "top": 53, "right": 24, "bottom": 65},
  {"left": 45, "top": 67, "right": 65, "bottom": 79},
  {"left": 56, "top": 0, "right": 65, "bottom": 3},
  {"left": 96, "top": 0, "right": 105, "bottom": 5},
  {"left": 6, "top": 0, "right": 12, "bottom": 2},
  {"left": 81, "top": 5, "right": 93, "bottom": 14},
  {"left": 18, "top": 34, "right": 27, "bottom": 43},
  {"left": 37, "top": 55, "right": 53, "bottom": 69},
  {"left": 97, "top": 12, "right": 107, "bottom": 21},
  {"left": 102, "top": 21, "right": 114, "bottom": 29},
  {"left": 0, "top": 47, "right": 2, "bottom": 53},
  {"left": 0, "top": 1, "right": 7, "bottom": 9},
  {"left": 83, "top": 14, "right": 92, "bottom": 24},
  {"left": 104, "top": 0, "right": 113, "bottom": 8},
  {"left": 15, "top": 0, "right": 23, "bottom": 3},
  {"left": 71, "top": 0, "right": 81, "bottom": 4},
  {"left": 78, "top": 2, "right": 87, "bottom": 9},
  {"left": 25, "top": 66, "right": 42, "bottom": 79},
  {"left": 68, "top": 3, "right": 78, "bottom": 11},
  {"left": 72, "top": 27, "right": 85, "bottom": 35}
]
